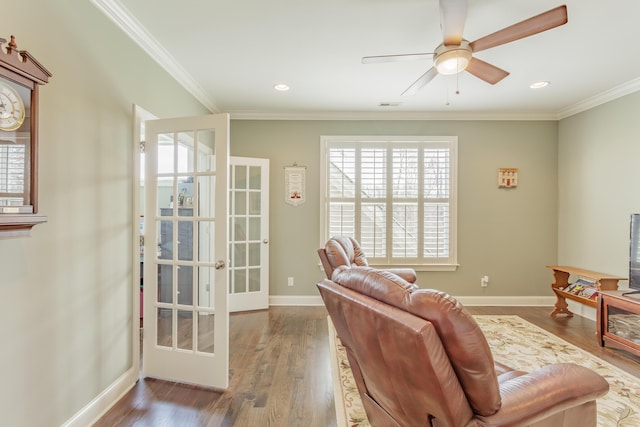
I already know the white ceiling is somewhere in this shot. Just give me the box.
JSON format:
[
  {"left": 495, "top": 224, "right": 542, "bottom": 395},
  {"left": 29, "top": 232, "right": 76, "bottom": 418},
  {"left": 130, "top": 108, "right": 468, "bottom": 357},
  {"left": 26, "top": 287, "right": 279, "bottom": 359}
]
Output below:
[{"left": 96, "top": 0, "right": 640, "bottom": 119}]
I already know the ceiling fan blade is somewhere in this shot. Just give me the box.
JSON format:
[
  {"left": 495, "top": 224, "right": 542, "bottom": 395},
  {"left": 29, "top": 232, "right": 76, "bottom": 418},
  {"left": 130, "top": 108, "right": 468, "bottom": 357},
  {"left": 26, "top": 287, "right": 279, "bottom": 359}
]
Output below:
[
  {"left": 465, "top": 57, "right": 509, "bottom": 85},
  {"left": 362, "top": 53, "right": 434, "bottom": 64},
  {"left": 440, "top": 0, "right": 468, "bottom": 46},
  {"left": 401, "top": 67, "right": 439, "bottom": 96},
  {"left": 469, "top": 5, "right": 568, "bottom": 53}
]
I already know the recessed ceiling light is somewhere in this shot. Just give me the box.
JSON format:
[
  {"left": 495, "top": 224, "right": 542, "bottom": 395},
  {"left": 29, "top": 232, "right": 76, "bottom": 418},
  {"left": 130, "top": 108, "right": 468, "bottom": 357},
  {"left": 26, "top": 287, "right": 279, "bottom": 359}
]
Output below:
[
  {"left": 530, "top": 81, "right": 549, "bottom": 89},
  {"left": 273, "top": 83, "right": 290, "bottom": 91}
]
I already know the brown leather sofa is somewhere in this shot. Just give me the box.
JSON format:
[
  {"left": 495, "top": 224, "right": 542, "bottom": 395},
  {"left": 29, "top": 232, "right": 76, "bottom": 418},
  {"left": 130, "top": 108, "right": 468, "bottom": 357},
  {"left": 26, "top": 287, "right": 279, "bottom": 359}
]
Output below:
[
  {"left": 317, "top": 266, "right": 609, "bottom": 427},
  {"left": 318, "top": 235, "right": 417, "bottom": 283}
]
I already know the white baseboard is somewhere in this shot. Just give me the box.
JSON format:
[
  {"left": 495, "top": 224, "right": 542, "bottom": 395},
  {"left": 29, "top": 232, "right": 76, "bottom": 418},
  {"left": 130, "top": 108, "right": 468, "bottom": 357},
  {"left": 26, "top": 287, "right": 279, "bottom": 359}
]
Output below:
[
  {"left": 270, "top": 294, "right": 557, "bottom": 308},
  {"left": 457, "top": 295, "right": 556, "bottom": 307},
  {"left": 61, "top": 367, "right": 138, "bottom": 427},
  {"left": 269, "top": 295, "right": 325, "bottom": 306}
]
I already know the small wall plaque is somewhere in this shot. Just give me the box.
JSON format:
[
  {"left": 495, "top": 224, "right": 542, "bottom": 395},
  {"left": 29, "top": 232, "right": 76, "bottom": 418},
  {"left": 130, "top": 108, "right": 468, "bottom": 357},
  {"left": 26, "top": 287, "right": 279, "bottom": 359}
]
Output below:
[
  {"left": 498, "top": 168, "right": 518, "bottom": 188},
  {"left": 284, "top": 164, "right": 306, "bottom": 206}
]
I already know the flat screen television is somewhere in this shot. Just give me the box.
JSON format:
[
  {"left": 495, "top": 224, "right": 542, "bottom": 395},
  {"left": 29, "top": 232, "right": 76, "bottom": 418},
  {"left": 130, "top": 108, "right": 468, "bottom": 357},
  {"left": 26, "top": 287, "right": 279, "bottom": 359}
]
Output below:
[{"left": 625, "top": 213, "right": 640, "bottom": 295}]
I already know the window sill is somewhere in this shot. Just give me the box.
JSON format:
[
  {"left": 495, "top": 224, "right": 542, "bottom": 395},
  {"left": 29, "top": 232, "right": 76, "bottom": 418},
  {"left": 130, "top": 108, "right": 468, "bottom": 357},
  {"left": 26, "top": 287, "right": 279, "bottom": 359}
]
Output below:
[{"left": 370, "top": 263, "right": 459, "bottom": 272}]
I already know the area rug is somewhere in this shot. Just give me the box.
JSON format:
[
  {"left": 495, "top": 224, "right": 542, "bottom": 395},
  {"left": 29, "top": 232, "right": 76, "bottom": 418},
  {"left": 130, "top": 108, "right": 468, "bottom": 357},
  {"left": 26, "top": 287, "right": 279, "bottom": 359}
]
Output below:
[{"left": 328, "top": 315, "right": 640, "bottom": 427}]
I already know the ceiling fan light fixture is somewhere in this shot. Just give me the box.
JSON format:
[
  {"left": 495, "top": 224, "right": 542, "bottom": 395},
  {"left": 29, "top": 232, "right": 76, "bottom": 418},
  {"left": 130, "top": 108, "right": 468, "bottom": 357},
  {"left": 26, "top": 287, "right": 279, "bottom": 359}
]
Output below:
[{"left": 434, "top": 41, "right": 472, "bottom": 75}]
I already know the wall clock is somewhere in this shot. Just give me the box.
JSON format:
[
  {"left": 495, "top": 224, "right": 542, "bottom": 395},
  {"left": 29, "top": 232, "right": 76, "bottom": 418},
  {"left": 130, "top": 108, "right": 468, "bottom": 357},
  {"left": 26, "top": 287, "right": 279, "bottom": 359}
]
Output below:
[
  {"left": 0, "top": 81, "right": 25, "bottom": 131},
  {"left": 0, "top": 35, "right": 51, "bottom": 238}
]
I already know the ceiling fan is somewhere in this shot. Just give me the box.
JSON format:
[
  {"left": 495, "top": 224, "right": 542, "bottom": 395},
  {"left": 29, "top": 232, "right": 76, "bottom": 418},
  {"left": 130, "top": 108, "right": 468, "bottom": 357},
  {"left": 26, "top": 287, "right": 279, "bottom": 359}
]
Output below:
[{"left": 362, "top": 1, "right": 568, "bottom": 96}]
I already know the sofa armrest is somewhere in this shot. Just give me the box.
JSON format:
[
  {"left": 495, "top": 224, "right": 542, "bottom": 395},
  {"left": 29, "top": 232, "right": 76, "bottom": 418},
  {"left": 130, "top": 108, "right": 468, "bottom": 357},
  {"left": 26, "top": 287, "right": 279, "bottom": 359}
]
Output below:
[
  {"left": 386, "top": 268, "right": 417, "bottom": 283},
  {"left": 476, "top": 363, "right": 608, "bottom": 426}
]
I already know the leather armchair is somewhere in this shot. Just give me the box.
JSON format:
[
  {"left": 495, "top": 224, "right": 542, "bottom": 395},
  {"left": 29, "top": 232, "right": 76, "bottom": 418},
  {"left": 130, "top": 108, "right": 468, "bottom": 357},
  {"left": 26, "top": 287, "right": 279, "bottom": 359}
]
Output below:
[
  {"left": 318, "top": 235, "right": 417, "bottom": 283},
  {"left": 317, "top": 266, "right": 609, "bottom": 427}
]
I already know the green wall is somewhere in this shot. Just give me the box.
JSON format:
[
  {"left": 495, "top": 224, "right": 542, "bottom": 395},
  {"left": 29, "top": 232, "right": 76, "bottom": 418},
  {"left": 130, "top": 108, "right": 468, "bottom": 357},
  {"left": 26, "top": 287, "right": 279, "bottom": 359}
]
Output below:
[
  {"left": 0, "top": 1, "right": 208, "bottom": 426},
  {"left": 230, "top": 119, "right": 559, "bottom": 298},
  {"left": 558, "top": 91, "right": 640, "bottom": 284}
]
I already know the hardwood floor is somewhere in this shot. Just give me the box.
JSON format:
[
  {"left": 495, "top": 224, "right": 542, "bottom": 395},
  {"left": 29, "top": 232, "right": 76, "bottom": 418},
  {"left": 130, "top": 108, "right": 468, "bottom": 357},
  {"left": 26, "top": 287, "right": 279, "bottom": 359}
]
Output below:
[{"left": 94, "top": 305, "right": 640, "bottom": 427}]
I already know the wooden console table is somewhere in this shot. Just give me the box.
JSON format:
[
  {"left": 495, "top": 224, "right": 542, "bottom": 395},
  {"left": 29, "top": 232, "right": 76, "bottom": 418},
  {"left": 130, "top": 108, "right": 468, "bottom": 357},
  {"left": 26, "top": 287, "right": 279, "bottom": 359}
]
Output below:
[
  {"left": 547, "top": 265, "right": 626, "bottom": 317},
  {"left": 597, "top": 290, "right": 640, "bottom": 357}
]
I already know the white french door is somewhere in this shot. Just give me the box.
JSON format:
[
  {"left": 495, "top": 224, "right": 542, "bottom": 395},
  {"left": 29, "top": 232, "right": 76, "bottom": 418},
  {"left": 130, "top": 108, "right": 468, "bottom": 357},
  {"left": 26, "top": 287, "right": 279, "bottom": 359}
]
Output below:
[
  {"left": 143, "top": 113, "right": 229, "bottom": 389},
  {"left": 228, "top": 157, "right": 270, "bottom": 312}
]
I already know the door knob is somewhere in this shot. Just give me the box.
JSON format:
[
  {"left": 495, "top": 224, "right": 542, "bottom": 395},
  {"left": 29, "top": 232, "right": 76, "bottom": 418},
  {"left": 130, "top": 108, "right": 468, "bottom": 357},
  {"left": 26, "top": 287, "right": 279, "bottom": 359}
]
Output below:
[
  {"left": 263, "top": 239, "right": 269, "bottom": 244},
  {"left": 215, "top": 260, "right": 226, "bottom": 270}
]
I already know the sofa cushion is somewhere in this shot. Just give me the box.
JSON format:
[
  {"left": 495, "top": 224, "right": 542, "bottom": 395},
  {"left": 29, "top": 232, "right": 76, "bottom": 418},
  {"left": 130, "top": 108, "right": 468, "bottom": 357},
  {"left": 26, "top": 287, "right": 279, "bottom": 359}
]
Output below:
[{"left": 331, "top": 266, "right": 502, "bottom": 416}]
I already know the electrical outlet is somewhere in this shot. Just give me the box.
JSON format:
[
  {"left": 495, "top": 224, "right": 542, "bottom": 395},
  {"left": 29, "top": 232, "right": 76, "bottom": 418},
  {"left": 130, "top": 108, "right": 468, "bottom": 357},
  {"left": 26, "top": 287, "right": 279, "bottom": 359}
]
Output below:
[
  {"left": 288, "top": 277, "right": 294, "bottom": 287},
  {"left": 481, "top": 276, "right": 489, "bottom": 287}
]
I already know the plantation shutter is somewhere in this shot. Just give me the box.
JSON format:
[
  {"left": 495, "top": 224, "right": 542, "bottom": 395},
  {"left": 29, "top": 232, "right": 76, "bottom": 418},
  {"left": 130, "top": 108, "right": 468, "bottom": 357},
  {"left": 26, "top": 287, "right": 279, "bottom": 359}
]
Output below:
[{"left": 322, "top": 136, "right": 457, "bottom": 269}]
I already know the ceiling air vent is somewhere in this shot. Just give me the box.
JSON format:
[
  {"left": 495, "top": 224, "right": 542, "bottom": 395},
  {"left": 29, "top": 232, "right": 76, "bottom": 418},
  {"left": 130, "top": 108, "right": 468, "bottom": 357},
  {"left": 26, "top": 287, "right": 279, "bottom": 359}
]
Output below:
[{"left": 378, "top": 102, "right": 402, "bottom": 107}]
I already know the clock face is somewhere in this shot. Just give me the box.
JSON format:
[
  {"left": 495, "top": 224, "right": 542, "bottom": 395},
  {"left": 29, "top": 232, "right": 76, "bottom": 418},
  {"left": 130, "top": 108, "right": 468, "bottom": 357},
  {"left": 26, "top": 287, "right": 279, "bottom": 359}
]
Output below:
[{"left": 0, "top": 82, "right": 26, "bottom": 131}]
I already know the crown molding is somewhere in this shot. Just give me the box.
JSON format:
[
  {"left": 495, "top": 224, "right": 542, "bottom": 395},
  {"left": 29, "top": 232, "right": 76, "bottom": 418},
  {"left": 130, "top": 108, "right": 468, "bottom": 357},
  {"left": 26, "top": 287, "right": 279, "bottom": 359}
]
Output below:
[
  {"left": 558, "top": 77, "right": 640, "bottom": 119},
  {"left": 229, "top": 110, "right": 559, "bottom": 121},
  {"left": 90, "top": 0, "right": 218, "bottom": 112}
]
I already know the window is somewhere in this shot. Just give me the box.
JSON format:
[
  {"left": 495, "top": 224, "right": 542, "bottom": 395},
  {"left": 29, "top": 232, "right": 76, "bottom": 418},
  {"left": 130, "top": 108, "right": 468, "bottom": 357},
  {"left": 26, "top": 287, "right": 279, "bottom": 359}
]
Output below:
[{"left": 320, "top": 136, "right": 457, "bottom": 270}]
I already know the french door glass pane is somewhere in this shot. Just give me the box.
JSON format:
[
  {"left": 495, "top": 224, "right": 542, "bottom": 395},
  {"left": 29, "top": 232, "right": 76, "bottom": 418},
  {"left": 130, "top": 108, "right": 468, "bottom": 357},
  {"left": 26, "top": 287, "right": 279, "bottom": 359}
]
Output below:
[
  {"left": 234, "top": 242, "right": 247, "bottom": 267},
  {"left": 198, "top": 176, "right": 215, "bottom": 216},
  {"left": 197, "top": 313, "right": 215, "bottom": 353},
  {"left": 235, "top": 191, "right": 246, "bottom": 214},
  {"left": 198, "top": 221, "right": 214, "bottom": 263},
  {"left": 157, "top": 307, "right": 172, "bottom": 347},
  {"left": 177, "top": 220, "right": 193, "bottom": 261},
  {"left": 234, "top": 217, "right": 246, "bottom": 240},
  {"left": 249, "top": 166, "right": 261, "bottom": 189},
  {"left": 177, "top": 310, "right": 193, "bottom": 350},
  {"left": 233, "top": 269, "right": 246, "bottom": 293},
  {"left": 249, "top": 268, "right": 260, "bottom": 292},
  {"left": 196, "top": 129, "right": 216, "bottom": 173},
  {"left": 157, "top": 134, "right": 175, "bottom": 174},
  {"left": 249, "top": 192, "right": 261, "bottom": 214},
  {"left": 177, "top": 132, "right": 194, "bottom": 173},
  {"left": 156, "top": 177, "right": 174, "bottom": 217},
  {"left": 249, "top": 242, "right": 260, "bottom": 265},
  {"left": 157, "top": 265, "right": 173, "bottom": 303},
  {"left": 249, "top": 217, "right": 260, "bottom": 240},
  {"left": 234, "top": 165, "right": 247, "bottom": 188},
  {"left": 197, "top": 266, "right": 214, "bottom": 308},
  {"left": 176, "top": 177, "right": 194, "bottom": 212},
  {"left": 177, "top": 265, "right": 193, "bottom": 305}
]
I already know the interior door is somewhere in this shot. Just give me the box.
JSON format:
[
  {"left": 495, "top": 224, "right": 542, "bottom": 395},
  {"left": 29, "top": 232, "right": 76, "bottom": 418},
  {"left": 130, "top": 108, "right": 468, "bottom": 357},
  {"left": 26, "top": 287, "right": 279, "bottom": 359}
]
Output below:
[
  {"left": 143, "top": 113, "right": 229, "bottom": 389},
  {"left": 228, "top": 156, "right": 270, "bottom": 312}
]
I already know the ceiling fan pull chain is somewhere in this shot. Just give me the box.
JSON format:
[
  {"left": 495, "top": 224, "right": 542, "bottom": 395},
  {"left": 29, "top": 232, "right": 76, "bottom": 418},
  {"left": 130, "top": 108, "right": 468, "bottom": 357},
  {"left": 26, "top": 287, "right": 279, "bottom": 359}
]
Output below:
[{"left": 445, "top": 82, "right": 450, "bottom": 106}]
